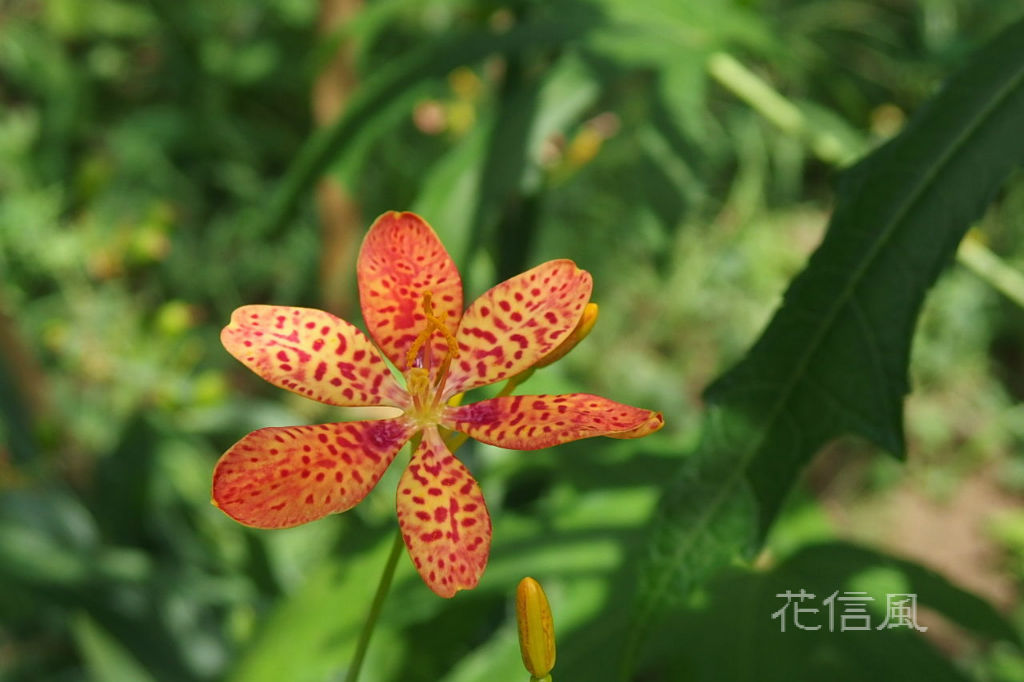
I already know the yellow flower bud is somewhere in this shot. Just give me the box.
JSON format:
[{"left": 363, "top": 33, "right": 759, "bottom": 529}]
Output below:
[
  {"left": 516, "top": 577, "right": 555, "bottom": 679},
  {"left": 565, "top": 127, "right": 604, "bottom": 168},
  {"left": 535, "top": 302, "right": 598, "bottom": 369}
]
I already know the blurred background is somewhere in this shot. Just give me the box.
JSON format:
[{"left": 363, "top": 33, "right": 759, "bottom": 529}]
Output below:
[{"left": 3, "top": 0, "right": 1024, "bottom": 679}]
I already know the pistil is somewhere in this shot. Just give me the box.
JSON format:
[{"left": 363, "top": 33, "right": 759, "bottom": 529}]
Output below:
[{"left": 403, "top": 292, "right": 461, "bottom": 419}]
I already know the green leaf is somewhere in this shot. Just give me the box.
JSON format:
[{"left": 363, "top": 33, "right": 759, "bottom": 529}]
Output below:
[
  {"left": 417, "top": 52, "right": 599, "bottom": 282},
  {"left": 225, "top": 531, "right": 400, "bottom": 682},
  {"left": 585, "top": 0, "right": 773, "bottom": 66},
  {"left": 257, "top": 18, "right": 598, "bottom": 240},
  {"left": 640, "top": 542, "right": 1017, "bottom": 681},
  {"left": 0, "top": 319, "right": 39, "bottom": 465},
  {"left": 467, "top": 53, "right": 545, "bottom": 280},
  {"left": 71, "top": 612, "right": 157, "bottom": 682},
  {"left": 631, "top": 14, "right": 1024, "bottom": 670},
  {"left": 412, "top": 120, "right": 488, "bottom": 263},
  {"left": 799, "top": 542, "right": 1017, "bottom": 645},
  {"left": 527, "top": 53, "right": 600, "bottom": 156}
]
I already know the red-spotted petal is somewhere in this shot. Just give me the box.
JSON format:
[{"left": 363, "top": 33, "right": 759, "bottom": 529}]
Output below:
[
  {"left": 443, "top": 394, "right": 664, "bottom": 450},
  {"left": 444, "top": 260, "right": 592, "bottom": 397},
  {"left": 212, "top": 419, "right": 417, "bottom": 528},
  {"left": 396, "top": 428, "right": 491, "bottom": 598},
  {"left": 222, "top": 305, "right": 408, "bottom": 408},
  {"left": 357, "top": 212, "right": 463, "bottom": 374}
]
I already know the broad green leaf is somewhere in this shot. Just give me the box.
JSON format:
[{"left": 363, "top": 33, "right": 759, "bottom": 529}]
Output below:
[
  {"left": 226, "top": 531, "right": 403, "bottom": 682},
  {"left": 632, "top": 14, "right": 1024, "bottom": 669},
  {"left": 640, "top": 542, "right": 1016, "bottom": 681}
]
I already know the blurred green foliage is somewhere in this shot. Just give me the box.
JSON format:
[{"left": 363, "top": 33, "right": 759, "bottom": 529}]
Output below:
[{"left": 2, "top": 0, "right": 1024, "bottom": 680}]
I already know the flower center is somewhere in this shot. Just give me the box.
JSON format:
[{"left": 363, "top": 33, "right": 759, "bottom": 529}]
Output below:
[{"left": 404, "top": 292, "right": 460, "bottom": 426}]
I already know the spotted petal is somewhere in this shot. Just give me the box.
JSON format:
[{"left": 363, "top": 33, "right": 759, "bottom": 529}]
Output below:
[
  {"left": 444, "top": 394, "right": 664, "bottom": 450},
  {"left": 213, "top": 419, "right": 416, "bottom": 528},
  {"left": 222, "top": 305, "right": 407, "bottom": 408},
  {"left": 397, "top": 428, "right": 491, "bottom": 598},
  {"left": 444, "top": 260, "right": 592, "bottom": 397},
  {"left": 357, "top": 212, "right": 463, "bottom": 375}
]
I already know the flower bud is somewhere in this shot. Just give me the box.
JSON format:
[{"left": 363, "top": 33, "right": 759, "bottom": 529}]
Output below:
[{"left": 516, "top": 577, "right": 555, "bottom": 679}]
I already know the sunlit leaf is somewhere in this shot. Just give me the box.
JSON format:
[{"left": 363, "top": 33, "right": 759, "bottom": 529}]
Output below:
[
  {"left": 641, "top": 542, "right": 1016, "bottom": 681},
  {"left": 634, "top": 14, "right": 1024, "bottom": 664}
]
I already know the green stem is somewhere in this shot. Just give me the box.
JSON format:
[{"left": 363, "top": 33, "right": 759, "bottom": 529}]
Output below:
[
  {"left": 345, "top": 370, "right": 537, "bottom": 679},
  {"left": 706, "top": 51, "right": 861, "bottom": 166},
  {"left": 344, "top": 529, "right": 406, "bottom": 682},
  {"left": 707, "top": 51, "right": 1024, "bottom": 314},
  {"left": 957, "top": 233, "right": 1024, "bottom": 309}
]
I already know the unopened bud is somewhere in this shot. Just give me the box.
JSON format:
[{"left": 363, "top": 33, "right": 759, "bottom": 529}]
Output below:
[
  {"left": 516, "top": 577, "right": 555, "bottom": 679},
  {"left": 535, "top": 302, "right": 598, "bottom": 368}
]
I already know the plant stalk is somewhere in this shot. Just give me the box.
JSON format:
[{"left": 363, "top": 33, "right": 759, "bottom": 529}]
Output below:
[{"left": 344, "top": 529, "right": 406, "bottom": 682}]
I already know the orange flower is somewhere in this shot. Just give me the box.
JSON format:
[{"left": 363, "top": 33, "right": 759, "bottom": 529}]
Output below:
[{"left": 212, "top": 212, "right": 663, "bottom": 597}]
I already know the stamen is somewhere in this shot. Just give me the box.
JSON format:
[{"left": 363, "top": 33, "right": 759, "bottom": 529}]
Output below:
[
  {"left": 406, "top": 368, "right": 431, "bottom": 409},
  {"left": 405, "top": 322, "right": 434, "bottom": 370},
  {"left": 404, "top": 292, "right": 460, "bottom": 378}
]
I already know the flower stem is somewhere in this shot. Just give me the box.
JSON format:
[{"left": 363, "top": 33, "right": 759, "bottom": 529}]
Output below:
[
  {"left": 347, "top": 369, "right": 534, "bottom": 680},
  {"left": 344, "top": 528, "right": 406, "bottom": 682}
]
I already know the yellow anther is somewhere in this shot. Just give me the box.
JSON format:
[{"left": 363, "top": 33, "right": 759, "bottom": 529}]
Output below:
[
  {"left": 422, "top": 291, "right": 436, "bottom": 317},
  {"left": 516, "top": 577, "right": 556, "bottom": 680},
  {"left": 405, "top": 325, "right": 435, "bottom": 369},
  {"left": 405, "top": 292, "right": 460, "bottom": 374},
  {"left": 421, "top": 292, "right": 460, "bottom": 360}
]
